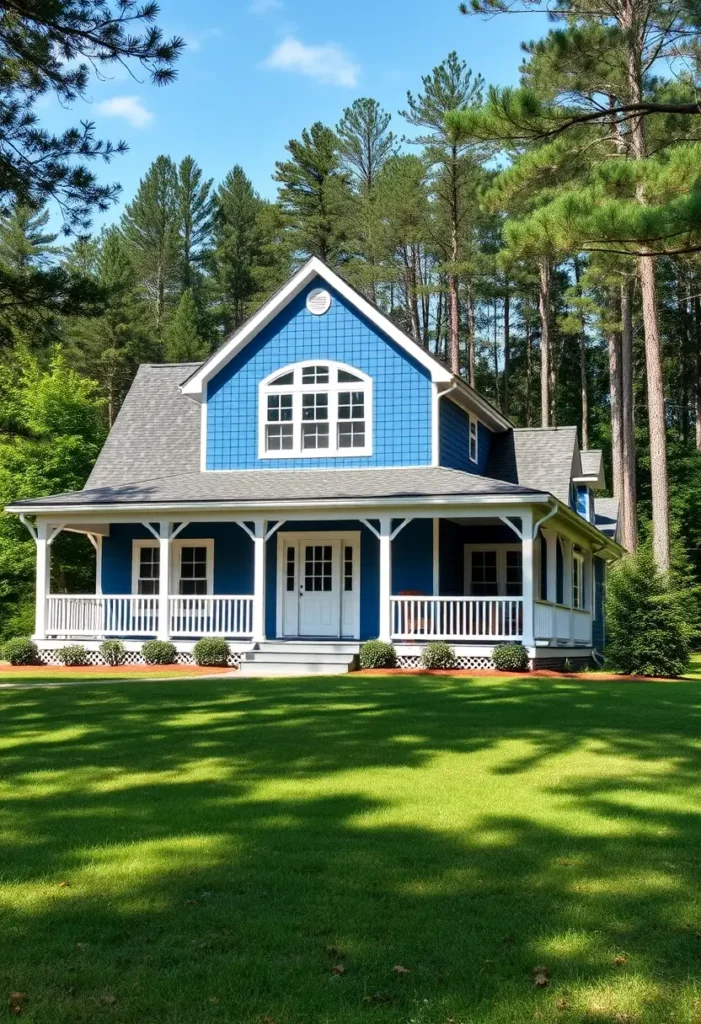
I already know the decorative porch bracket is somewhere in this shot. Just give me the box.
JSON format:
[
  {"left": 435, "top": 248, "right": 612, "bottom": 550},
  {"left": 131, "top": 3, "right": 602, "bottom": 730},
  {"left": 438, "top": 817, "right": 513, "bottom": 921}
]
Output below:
[{"left": 361, "top": 517, "right": 411, "bottom": 642}]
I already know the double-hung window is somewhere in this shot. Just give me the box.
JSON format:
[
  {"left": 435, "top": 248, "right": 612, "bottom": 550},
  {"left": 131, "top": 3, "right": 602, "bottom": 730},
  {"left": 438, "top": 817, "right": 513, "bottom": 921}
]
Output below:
[
  {"left": 259, "top": 361, "right": 372, "bottom": 458},
  {"left": 132, "top": 540, "right": 213, "bottom": 596}
]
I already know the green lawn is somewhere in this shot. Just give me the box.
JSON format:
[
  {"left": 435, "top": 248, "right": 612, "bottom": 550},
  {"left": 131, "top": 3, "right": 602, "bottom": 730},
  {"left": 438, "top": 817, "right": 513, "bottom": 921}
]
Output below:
[{"left": 2, "top": 674, "right": 701, "bottom": 1023}]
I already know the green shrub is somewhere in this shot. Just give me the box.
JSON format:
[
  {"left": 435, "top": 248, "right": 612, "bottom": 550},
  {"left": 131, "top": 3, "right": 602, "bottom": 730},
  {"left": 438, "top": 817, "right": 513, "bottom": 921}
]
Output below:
[
  {"left": 142, "top": 640, "right": 177, "bottom": 665},
  {"left": 2, "top": 637, "right": 38, "bottom": 666},
  {"left": 492, "top": 643, "right": 530, "bottom": 672},
  {"left": 420, "top": 641, "right": 456, "bottom": 669},
  {"left": 605, "top": 545, "right": 694, "bottom": 677},
  {"left": 100, "top": 639, "right": 126, "bottom": 666},
  {"left": 57, "top": 644, "right": 89, "bottom": 667},
  {"left": 359, "top": 640, "right": 397, "bottom": 669},
  {"left": 193, "top": 637, "right": 230, "bottom": 667}
]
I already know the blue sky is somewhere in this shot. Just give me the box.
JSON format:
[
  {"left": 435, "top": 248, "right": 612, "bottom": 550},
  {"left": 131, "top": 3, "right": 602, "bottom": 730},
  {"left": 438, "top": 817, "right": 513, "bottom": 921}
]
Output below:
[{"left": 42, "top": 0, "right": 547, "bottom": 228}]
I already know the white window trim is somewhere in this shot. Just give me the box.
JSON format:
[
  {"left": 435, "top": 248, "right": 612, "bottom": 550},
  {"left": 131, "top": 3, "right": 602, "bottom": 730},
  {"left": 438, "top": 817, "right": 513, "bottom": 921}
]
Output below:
[
  {"left": 469, "top": 415, "right": 479, "bottom": 464},
  {"left": 257, "top": 360, "right": 373, "bottom": 460},
  {"left": 464, "top": 544, "right": 523, "bottom": 597},
  {"left": 132, "top": 539, "right": 214, "bottom": 596}
]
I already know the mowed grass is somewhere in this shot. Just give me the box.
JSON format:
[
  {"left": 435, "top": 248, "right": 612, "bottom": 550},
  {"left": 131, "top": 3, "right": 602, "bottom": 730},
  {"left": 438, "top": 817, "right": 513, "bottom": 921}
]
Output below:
[{"left": 2, "top": 675, "right": 701, "bottom": 1023}]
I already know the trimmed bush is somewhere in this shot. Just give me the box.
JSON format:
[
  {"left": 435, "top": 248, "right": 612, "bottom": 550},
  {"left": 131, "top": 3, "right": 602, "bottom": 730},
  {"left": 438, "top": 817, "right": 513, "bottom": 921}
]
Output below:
[
  {"left": 2, "top": 637, "right": 38, "bottom": 666},
  {"left": 605, "top": 544, "right": 694, "bottom": 677},
  {"left": 141, "top": 639, "right": 177, "bottom": 665},
  {"left": 57, "top": 644, "right": 89, "bottom": 667},
  {"left": 359, "top": 640, "right": 397, "bottom": 669},
  {"left": 100, "top": 639, "right": 126, "bottom": 666},
  {"left": 193, "top": 637, "right": 230, "bottom": 667},
  {"left": 492, "top": 642, "right": 530, "bottom": 672},
  {"left": 420, "top": 641, "right": 456, "bottom": 670}
]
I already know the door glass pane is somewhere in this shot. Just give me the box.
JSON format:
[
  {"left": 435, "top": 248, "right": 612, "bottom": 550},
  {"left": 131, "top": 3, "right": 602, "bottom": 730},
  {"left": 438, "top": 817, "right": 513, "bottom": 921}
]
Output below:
[
  {"left": 304, "top": 544, "right": 333, "bottom": 592},
  {"left": 286, "top": 546, "right": 295, "bottom": 592},
  {"left": 344, "top": 546, "right": 353, "bottom": 592}
]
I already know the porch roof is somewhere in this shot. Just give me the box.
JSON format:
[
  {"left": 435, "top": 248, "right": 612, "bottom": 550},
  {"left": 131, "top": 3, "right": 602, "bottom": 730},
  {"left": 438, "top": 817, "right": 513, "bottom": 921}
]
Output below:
[{"left": 8, "top": 465, "right": 546, "bottom": 512}]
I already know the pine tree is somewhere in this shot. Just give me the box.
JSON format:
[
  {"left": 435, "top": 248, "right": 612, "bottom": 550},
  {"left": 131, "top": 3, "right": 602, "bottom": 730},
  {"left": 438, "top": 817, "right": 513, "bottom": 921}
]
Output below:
[
  {"left": 176, "top": 156, "right": 216, "bottom": 291},
  {"left": 401, "top": 53, "right": 485, "bottom": 377},
  {"left": 121, "top": 156, "right": 181, "bottom": 333},
  {"left": 274, "top": 122, "right": 352, "bottom": 265},
  {"left": 163, "top": 289, "right": 209, "bottom": 362},
  {"left": 0, "top": 207, "right": 60, "bottom": 272}
]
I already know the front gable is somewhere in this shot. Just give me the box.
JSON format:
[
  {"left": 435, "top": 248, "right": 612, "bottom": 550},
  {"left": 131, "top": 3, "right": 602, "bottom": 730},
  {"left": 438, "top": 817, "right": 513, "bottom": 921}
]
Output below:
[{"left": 205, "top": 277, "right": 434, "bottom": 471}]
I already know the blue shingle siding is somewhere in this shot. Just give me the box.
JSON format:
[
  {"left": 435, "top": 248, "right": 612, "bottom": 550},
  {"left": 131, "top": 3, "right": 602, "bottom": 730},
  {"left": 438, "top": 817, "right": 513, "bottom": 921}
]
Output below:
[
  {"left": 206, "top": 280, "right": 433, "bottom": 470},
  {"left": 392, "top": 518, "right": 434, "bottom": 596},
  {"left": 102, "top": 523, "right": 154, "bottom": 593},
  {"left": 439, "top": 398, "right": 492, "bottom": 474}
]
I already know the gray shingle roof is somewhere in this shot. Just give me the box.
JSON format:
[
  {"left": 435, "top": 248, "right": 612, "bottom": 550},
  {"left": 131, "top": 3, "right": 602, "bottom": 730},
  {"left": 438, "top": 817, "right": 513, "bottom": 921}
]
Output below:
[
  {"left": 86, "top": 363, "right": 201, "bottom": 488},
  {"left": 486, "top": 427, "right": 580, "bottom": 504},
  {"left": 595, "top": 497, "right": 619, "bottom": 539},
  {"left": 11, "top": 466, "right": 544, "bottom": 510},
  {"left": 579, "top": 449, "right": 603, "bottom": 478}
]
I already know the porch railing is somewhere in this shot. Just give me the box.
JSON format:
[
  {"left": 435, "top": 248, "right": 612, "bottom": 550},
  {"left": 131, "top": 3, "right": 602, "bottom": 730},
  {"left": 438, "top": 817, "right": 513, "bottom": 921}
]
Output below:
[
  {"left": 46, "top": 595, "right": 254, "bottom": 639},
  {"left": 390, "top": 596, "right": 523, "bottom": 641},
  {"left": 169, "top": 596, "right": 254, "bottom": 637},
  {"left": 534, "top": 601, "right": 592, "bottom": 645},
  {"left": 46, "top": 595, "right": 159, "bottom": 636}
]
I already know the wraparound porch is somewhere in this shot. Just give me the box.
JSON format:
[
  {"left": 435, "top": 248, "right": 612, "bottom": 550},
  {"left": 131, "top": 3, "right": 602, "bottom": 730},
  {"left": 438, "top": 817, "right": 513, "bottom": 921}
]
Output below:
[{"left": 24, "top": 502, "right": 605, "bottom": 651}]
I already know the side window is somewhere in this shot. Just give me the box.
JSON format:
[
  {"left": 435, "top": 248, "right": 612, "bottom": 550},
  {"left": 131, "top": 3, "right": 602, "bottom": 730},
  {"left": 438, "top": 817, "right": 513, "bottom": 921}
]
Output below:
[
  {"left": 471, "top": 551, "right": 498, "bottom": 596},
  {"left": 178, "top": 546, "right": 208, "bottom": 595},
  {"left": 469, "top": 417, "right": 478, "bottom": 462},
  {"left": 137, "top": 546, "right": 159, "bottom": 594}
]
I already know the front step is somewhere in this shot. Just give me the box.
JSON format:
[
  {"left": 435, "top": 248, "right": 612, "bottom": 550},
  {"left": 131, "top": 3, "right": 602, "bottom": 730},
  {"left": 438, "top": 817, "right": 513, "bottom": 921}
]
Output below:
[{"left": 239, "top": 641, "right": 359, "bottom": 677}]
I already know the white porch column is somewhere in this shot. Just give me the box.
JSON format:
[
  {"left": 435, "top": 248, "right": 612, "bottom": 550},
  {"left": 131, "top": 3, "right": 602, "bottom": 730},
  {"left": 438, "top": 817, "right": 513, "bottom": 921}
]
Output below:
[
  {"left": 521, "top": 509, "right": 535, "bottom": 648},
  {"left": 157, "top": 520, "right": 171, "bottom": 640},
  {"left": 561, "top": 537, "right": 574, "bottom": 642},
  {"left": 378, "top": 516, "right": 392, "bottom": 642},
  {"left": 252, "top": 519, "right": 267, "bottom": 643},
  {"left": 34, "top": 521, "right": 50, "bottom": 640},
  {"left": 432, "top": 518, "right": 440, "bottom": 595}
]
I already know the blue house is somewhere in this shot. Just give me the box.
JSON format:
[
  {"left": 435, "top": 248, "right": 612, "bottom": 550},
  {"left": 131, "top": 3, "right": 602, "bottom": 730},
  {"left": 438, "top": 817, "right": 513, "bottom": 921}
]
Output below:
[{"left": 8, "top": 258, "right": 622, "bottom": 672}]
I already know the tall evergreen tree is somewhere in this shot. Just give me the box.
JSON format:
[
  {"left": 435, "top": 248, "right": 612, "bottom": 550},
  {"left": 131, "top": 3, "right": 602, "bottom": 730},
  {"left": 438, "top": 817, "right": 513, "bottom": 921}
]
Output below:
[
  {"left": 121, "top": 156, "right": 181, "bottom": 333},
  {"left": 274, "top": 122, "right": 352, "bottom": 265},
  {"left": 163, "top": 289, "right": 209, "bottom": 362},
  {"left": 176, "top": 156, "right": 216, "bottom": 291}
]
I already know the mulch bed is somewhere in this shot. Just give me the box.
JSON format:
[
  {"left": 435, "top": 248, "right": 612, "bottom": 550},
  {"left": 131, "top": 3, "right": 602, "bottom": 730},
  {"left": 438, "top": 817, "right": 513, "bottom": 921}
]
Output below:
[
  {"left": 0, "top": 663, "right": 232, "bottom": 674},
  {"left": 355, "top": 668, "right": 678, "bottom": 681}
]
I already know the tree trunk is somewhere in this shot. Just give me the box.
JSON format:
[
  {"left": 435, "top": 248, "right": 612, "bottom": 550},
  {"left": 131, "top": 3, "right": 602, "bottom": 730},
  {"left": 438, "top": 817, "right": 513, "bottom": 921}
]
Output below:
[
  {"left": 526, "top": 312, "right": 533, "bottom": 427},
  {"left": 448, "top": 272, "right": 459, "bottom": 374},
  {"left": 623, "top": 0, "right": 670, "bottom": 569},
  {"left": 503, "top": 286, "right": 510, "bottom": 415},
  {"left": 538, "top": 256, "right": 551, "bottom": 427},
  {"left": 695, "top": 294, "right": 701, "bottom": 451},
  {"left": 573, "top": 257, "right": 588, "bottom": 448},
  {"left": 493, "top": 299, "right": 500, "bottom": 405},
  {"left": 608, "top": 298, "right": 624, "bottom": 507},
  {"left": 639, "top": 254, "right": 670, "bottom": 570},
  {"left": 620, "top": 279, "right": 638, "bottom": 552},
  {"left": 466, "top": 287, "right": 476, "bottom": 386},
  {"left": 449, "top": 142, "right": 461, "bottom": 376}
]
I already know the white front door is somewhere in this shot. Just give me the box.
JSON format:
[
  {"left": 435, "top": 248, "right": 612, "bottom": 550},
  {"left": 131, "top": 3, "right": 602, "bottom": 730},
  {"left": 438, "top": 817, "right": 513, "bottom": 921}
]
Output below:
[{"left": 278, "top": 532, "right": 360, "bottom": 639}]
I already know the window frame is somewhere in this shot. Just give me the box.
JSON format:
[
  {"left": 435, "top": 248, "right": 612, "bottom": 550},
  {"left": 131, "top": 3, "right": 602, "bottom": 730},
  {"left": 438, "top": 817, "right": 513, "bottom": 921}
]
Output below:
[
  {"left": 469, "top": 415, "right": 479, "bottom": 464},
  {"left": 131, "top": 538, "right": 214, "bottom": 596},
  {"left": 258, "top": 360, "right": 373, "bottom": 459},
  {"left": 464, "top": 544, "right": 523, "bottom": 597}
]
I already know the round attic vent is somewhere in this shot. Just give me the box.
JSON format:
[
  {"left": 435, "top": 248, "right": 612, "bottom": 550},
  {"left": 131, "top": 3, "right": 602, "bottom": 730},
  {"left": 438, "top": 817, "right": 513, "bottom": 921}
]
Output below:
[{"left": 306, "top": 288, "right": 332, "bottom": 315}]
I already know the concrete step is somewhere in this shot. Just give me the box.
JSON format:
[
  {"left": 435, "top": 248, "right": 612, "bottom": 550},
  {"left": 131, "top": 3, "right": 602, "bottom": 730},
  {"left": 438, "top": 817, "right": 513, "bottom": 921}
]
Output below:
[
  {"left": 238, "top": 659, "right": 354, "bottom": 677},
  {"left": 253, "top": 641, "right": 360, "bottom": 655},
  {"left": 241, "top": 651, "right": 354, "bottom": 665}
]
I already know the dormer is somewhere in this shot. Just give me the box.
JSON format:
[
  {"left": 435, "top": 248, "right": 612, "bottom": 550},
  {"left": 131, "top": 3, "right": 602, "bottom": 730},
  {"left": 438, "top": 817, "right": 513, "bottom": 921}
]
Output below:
[{"left": 573, "top": 449, "right": 605, "bottom": 524}]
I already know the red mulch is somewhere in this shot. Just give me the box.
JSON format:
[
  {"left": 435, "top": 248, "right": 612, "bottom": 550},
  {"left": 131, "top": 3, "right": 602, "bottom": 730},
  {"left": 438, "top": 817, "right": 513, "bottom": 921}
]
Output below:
[
  {"left": 0, "top": 664, "right": 232, "bottom": 674},
  {"left": 355, "top": 668, "right": 679, "bottom": 682}
]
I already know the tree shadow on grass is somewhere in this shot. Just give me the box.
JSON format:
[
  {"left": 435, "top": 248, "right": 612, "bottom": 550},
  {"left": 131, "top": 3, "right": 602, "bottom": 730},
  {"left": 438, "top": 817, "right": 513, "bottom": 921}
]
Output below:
[{"left": 1, "top": 675, "right": 701, "bottom": 1023}]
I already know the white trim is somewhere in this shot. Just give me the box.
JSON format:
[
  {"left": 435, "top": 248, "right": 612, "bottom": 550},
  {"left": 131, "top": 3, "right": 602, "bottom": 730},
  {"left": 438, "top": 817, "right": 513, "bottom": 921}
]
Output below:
[
  {"left": 572, "top": 550, "right": 585, "bottom": 610},
  {"left": 469, "top": 415, "right": 478, "bottom": 464},
  {"left": 132, "top": 537, "right": 215, "bottom": 596},
  {"left": 200, "top": 401, "right": 207, "bottom": 472},
  {"left": 180, "top": 257, "right": 453, "bottom": 399},
  {"left": 257, "top": 360, "right": 373, "bottom": 460}
]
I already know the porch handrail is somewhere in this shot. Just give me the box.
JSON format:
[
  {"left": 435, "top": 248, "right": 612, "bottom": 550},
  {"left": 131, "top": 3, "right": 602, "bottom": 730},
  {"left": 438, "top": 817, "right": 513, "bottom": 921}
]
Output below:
[
  {"left": 46, "top": 594, "right": 158, "bottom": 636},
  {"left": 390, "top": 595, "right": 523, "bottom": 641},
  {"left": 169, "top": 595, "right": 254, "bottom": 637}
]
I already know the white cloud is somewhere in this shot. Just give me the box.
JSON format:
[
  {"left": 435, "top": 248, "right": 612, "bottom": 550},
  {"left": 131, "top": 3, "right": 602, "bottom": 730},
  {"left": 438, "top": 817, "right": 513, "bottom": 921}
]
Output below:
[
  {"left": 183, "top": 28, "right": 223, "bottom": 52},
  {"left": 96, "top": 95, "right": 153, "bottom": 129},
  {"left": 249, "top": 0, "right": 283, "bottom": 12},
  {"left": 263, "top": 36, "right": 359, "bottom": 87}
]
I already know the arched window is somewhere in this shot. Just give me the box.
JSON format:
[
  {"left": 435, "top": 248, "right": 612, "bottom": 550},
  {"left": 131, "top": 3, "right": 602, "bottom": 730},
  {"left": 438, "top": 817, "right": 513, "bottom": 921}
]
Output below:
[{"left": 258, "top": 361, "right": 373, "bottom": 458}]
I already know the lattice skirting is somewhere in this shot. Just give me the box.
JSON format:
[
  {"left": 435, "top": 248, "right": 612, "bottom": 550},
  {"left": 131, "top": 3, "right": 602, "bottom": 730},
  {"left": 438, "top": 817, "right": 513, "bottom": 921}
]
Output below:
[
  {"left": 395, "top": 654, "right": 496, "bottom": 670},
  {"left": 35, "top": 647, "right": 241, "bottom": 668}
]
